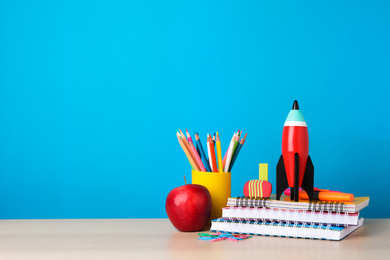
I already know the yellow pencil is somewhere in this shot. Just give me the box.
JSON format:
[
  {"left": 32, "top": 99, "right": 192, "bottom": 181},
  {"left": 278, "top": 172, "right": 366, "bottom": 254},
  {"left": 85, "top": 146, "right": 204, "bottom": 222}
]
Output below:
[{"left": 216, "top": 132, "right": 223, "bottom": 173}]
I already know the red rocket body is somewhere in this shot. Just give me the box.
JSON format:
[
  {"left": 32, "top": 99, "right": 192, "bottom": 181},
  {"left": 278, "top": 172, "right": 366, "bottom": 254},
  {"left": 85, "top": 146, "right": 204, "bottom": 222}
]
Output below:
[
  {"left": 282, "top": 125, "right": 309, "bottom": 188},
  {"left": 276, "top": 100, "right": 314, "bottom": 202}
]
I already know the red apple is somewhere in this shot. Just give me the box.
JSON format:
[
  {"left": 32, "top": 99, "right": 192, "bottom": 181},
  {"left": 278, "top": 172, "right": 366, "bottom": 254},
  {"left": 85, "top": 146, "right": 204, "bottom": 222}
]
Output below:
[{"left": 165, "top": 184, "right": 212, "bottom": 232}]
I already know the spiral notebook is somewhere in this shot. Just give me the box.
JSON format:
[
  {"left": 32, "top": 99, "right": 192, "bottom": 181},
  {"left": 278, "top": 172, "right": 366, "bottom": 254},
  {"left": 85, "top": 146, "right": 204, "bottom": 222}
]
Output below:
[
  {"left": 227, "top": 195, "right": 369, "bottom": 213},
  {"left": 210, "top": 218, "right": 364, "bottom": 241},
  {"left": 222, "top": 207, "right": 360, "bottom": 226}
]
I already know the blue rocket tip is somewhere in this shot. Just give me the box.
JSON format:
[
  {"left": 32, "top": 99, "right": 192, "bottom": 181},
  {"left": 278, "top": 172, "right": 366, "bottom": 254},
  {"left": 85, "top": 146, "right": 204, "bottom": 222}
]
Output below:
[{"left": 292, "top": 100, "right": 299, "bottom": 110}]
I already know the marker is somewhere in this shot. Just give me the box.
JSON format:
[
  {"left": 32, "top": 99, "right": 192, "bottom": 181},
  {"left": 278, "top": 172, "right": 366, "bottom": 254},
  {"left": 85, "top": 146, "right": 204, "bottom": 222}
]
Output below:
[{"left": 294, "top": 190, "right": 354, "bottom": 202}]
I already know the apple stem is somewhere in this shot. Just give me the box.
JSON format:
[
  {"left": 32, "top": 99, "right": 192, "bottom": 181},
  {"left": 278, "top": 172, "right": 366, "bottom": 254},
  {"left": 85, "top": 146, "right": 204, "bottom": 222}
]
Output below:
[{"left": 183, "top": 175, "right": 187, "bottom": 185}]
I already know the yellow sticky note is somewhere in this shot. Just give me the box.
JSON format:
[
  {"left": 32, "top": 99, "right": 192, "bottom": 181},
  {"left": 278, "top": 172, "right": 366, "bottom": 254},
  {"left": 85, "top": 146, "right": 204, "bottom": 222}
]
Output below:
[{"left": 259, "top": 163, "right": 268, "bottom": 181}]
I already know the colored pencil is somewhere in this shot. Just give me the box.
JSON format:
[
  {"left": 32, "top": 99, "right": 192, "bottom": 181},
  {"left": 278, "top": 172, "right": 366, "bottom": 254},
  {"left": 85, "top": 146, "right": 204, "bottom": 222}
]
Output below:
[
  {"left": 179, "top": 129, "right": 200, "bottom": 170},
  {"left": 229, "top": 133, "right": 247, "bottom": 171},
  {"left": 186, "top": 129, "right": 194, "bottom": 144},
  {"left": 177, "top": 130, "right": 193, "bottom": 169},
  {"left": 216, "top": 132, "right": 223, "bottom": 173},
  {"left": 222, "top": 132, "right": 236, "bottom": 169},
  {"left": 231, "top": 133, "right": 240, "bottom": 161},
  {"left": 222, "top": 150, "right": 228, "bottom": 168},
  {"left": 207, "top": 134, "right": 218, "bottom": 172},
  {"left": 195, "top": 132, "right": 203, "bottom": 163},
  {"left": 178, "top": 129, "right": 246, "bottom": 173},
  {"left": 224, "top": 133, "right": 237, "bottom": 172},
  {"left": 196, "top": 142, "right": 201, "bottom": 160},
  {"left": 177, "top": 132, "right": 199, "bottom": 171},
  {"left": 195, "top": 133, "right": 211, "bottom": 172},
  {"left": 186, "top": 130, "right": 205, "bottom": 171},
  {"left": 189, "top": 141, "right": 206, "bottom": 172}
]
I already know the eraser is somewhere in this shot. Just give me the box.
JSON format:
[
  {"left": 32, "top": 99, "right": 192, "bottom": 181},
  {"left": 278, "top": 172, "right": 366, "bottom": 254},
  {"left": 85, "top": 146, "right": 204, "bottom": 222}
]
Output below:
[{"left": 243, "top": 180, "right": 272, "bottom": 198}]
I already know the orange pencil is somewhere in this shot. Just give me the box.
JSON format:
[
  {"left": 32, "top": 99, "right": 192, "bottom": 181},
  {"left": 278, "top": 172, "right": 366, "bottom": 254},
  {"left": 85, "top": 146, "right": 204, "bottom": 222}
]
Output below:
[
  {"left": 216, "top": 132, "right": 223, "bottom": 173},
  {"left": 207, "top": 134, "right": 218, "bottom": 173},
  {"left": 179, "top": 129, "right": 200, "bottom": 169},
  {"left": 177, "top": 132, "right": 200, "bottom": 171}
]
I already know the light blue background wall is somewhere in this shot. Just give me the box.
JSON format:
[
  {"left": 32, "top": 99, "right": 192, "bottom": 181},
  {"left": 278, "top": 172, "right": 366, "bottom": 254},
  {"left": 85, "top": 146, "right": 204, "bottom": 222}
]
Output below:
[{"left": 0, "top": 1, "right": 389, "bottom": 219}]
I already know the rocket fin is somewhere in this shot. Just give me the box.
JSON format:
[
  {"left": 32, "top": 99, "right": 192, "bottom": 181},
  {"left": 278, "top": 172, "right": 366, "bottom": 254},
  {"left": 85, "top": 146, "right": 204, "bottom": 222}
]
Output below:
[
  {"left": 276, "top": 155, "right": 289, "bottom": 200},
  {"left": 301, "top": 155, "right": 314, "bottom": 201},
  {"left": 294, "top": 153, "right": 299, "bottom": 202}
]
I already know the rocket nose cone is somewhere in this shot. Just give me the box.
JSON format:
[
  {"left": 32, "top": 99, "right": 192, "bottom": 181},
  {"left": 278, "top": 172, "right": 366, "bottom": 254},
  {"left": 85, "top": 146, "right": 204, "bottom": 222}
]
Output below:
[{"left": 292, "top": 100, "right": 299, "bottom": 110}]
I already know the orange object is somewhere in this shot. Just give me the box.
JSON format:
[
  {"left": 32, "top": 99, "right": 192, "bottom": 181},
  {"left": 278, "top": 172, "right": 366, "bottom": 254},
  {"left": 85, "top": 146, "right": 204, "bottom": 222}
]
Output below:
[
  {"left": 207, "top": 135, "right": 218, "bottom": 173},
  {"left": 300, "top": 190, "right": 354, "bottom": 202},
  {"left": 177, "top": 133, "right": 200, "bottom": 171},
  {"left": 179, "top": 129, "right": 200, "bottom": 170}
]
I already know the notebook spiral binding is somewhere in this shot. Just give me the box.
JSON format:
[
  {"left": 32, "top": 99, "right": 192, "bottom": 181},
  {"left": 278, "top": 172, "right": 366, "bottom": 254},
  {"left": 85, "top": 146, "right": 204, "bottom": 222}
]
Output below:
[
  {"left": 235, "top": 196, "right": 346, "bottom": 213},
  {"left": 212, "top": 219, "right": 351, "bottom": 240},
  {"left": 236, "top": 196, "right": 269, "bottom": 208},
  {"left": 225, "top": 207, "right": 352, "bottom": 225},
  {"left": 308, "top": 200, "right": 345, "bottom": 212}
]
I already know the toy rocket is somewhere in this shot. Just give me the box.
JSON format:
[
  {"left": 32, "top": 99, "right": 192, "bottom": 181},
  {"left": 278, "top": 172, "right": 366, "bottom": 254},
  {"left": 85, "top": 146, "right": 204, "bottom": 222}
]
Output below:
[{"left": 276, "top": 100, "right": 314, "bottom": 202}]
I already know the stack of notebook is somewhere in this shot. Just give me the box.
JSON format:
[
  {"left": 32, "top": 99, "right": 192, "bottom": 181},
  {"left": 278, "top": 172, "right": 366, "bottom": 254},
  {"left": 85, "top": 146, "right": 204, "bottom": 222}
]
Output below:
[{"left": 210, "top": 194, "right": 369, "bottom": 241}]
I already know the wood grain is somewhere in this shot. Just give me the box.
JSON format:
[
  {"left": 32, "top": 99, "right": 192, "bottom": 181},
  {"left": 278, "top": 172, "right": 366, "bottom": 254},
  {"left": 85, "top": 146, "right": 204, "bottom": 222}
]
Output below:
[{"left": 0, "top": 219, "right": 388, "bottom": 260}]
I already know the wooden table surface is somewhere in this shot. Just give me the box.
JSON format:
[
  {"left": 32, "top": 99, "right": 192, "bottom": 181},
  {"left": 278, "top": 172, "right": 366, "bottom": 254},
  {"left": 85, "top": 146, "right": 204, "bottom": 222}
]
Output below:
[{"left": 0, "top": 218, "right": 388, "bottom": 260}]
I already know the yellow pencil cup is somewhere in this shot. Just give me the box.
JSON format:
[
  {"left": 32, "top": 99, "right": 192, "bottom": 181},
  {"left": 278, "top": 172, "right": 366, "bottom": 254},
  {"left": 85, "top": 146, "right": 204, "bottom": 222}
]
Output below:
[{"left": 192, "top": 170, "right": 231, "bottom": 221}]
